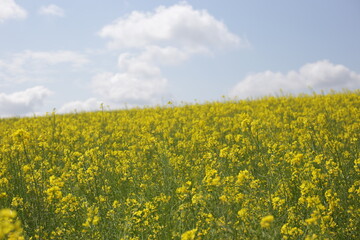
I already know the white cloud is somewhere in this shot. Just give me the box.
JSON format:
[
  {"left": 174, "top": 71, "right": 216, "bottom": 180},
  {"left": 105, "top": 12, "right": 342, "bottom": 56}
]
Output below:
[
  {"left": 99, "top": 2, "right": 243, "bottom": 50},
  {"left": 0, "top": 50, "right": 89, "bottom": 83},
  {"left": 39, "top": 4, "right": 64, "bottom": 17},
  {"left": 229, "top": 60, "right": 360, "bottom": 99},
  {"left": 0, "top": 0, "right": 27, "bottom": 23},
  {"left": 95, "top": 3, "right": 243, "bottom": 106},
  {"left": 92, "top": 46, "right": 189, "bottom": 105},
  {"left": 0, "top": 86, "right": 53, "bottom": 117},
  {"left": 59, "top": 98, "right": 104, "bottom": 113},
  {"left": 92, "top": 66, "right": 168, "bottom": 106}
]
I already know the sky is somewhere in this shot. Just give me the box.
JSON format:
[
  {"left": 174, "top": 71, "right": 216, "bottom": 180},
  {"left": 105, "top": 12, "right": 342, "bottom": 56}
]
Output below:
[{"left": 0, "top": 0, "right": 359, "bottom": 117}]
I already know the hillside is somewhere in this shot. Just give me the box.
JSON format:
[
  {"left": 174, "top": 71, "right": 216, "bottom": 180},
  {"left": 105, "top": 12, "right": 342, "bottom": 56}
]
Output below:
[{"left": 0, "top": 91, "right": 359, "bottom": 239}]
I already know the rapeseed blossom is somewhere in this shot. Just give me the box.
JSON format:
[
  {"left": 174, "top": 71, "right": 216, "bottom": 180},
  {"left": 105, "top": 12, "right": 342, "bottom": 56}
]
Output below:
[
  {"left": 260, "top": 215, "right": 274, "bottom": 228},
  {"left": 0, "top": 91, "right": 359, "bottom": 239},
  {"left": 0, "top": 209, "right": 24, "bottom": 240},
  {"left": 181, "top": 228, "right": 197, "bottom": 240}
]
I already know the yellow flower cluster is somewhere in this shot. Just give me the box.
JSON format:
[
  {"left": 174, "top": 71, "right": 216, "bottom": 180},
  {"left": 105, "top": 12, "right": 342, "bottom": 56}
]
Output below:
[
  {"left": 260, "top": 215, "right": 274, "bottom": 228},
  {"left": 0, "top": 90, "right": 359, "bottom": 239},
  {"left": 0, "top": 209, "right": 24, "bottom": 240}
]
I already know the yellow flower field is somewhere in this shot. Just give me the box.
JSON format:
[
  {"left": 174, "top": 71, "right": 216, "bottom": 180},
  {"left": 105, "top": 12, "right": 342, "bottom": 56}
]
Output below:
[{"left": 0, "top": 91, "right": 359, "bottom": 239}]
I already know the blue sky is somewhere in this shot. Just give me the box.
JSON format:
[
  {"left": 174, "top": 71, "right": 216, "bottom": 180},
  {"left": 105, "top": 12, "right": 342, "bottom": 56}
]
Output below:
[{"left": 0, "top": 0, "right": 359, "bottom": 117}]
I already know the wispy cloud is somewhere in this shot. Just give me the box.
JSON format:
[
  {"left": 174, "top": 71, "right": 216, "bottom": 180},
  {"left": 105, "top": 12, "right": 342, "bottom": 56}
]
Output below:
[
  {"left": 229, "top": 60, "right": 360, "bottom": 99},
  {"left": 0, "top": 50, "right": 89, "bottom": 83},
  {"left": 15, "top": 50, "right": 88, "bottom": 67},
  {"left": 0, "top": 0, "right": 27, "bottom": 23},
  {"left": 38, "top": 4, "right": 64, "bottom": 17}
]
